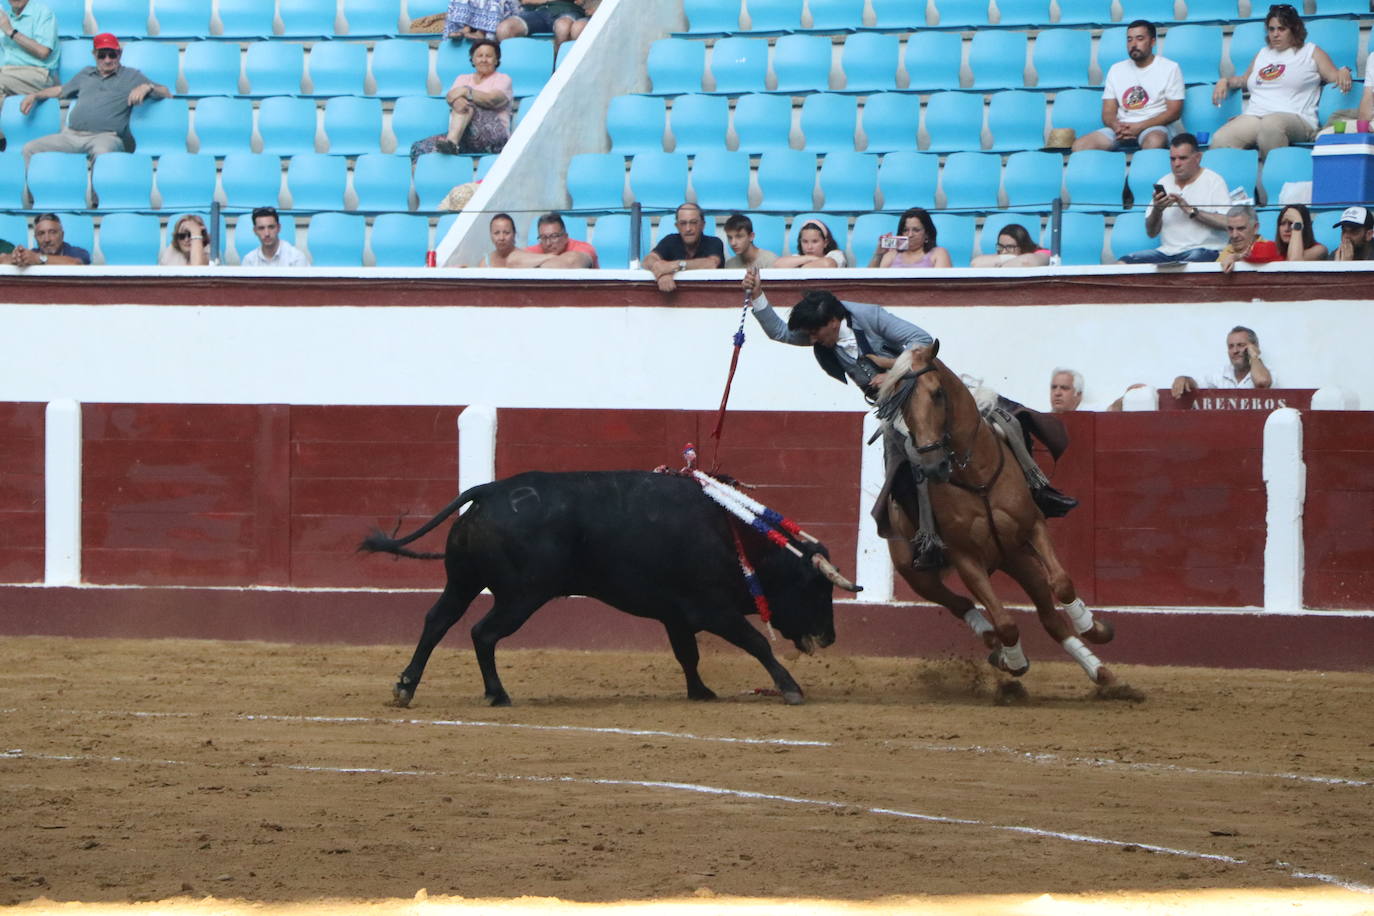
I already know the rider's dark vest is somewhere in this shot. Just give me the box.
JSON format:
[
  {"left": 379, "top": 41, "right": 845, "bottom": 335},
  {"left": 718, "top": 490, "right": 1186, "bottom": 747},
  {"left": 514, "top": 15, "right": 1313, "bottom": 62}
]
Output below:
[{"left": 813, "top": 317, "right": 903, "bottom": 386}]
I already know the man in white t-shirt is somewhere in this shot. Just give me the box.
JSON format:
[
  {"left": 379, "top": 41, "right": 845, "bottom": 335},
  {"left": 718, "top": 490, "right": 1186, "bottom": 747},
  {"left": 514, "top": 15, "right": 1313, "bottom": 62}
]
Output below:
[
  {"left": 1073, "top": 20, "right": 1184, "bottom": 153},
  {"left": 1118, "top": 132, "right": 1229, "bottom": 264},
  {"left": 241, "top": 206, "right": 310, "bottom": 268},
  {"left": 1172, "top": 325, "right": 1274, "bottom": 397}
]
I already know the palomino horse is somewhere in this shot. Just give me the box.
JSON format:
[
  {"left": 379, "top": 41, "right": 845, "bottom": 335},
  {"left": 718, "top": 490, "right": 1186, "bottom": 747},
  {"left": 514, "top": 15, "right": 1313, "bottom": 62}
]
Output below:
[{"left": 876, "top": 341, "right": 1139, "bottom": 700}]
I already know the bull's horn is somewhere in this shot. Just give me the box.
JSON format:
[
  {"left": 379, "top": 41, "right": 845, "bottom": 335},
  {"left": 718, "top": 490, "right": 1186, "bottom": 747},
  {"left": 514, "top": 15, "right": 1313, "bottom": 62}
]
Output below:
[{"left": 812, "top": 554, "right": 862, "bottom": 593}]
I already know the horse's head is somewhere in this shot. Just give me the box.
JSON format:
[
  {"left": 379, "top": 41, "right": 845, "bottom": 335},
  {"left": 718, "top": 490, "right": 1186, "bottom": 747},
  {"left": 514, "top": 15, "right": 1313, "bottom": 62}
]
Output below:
[{"left": 878, "top": 340, "right": 957, "bottom": 483}]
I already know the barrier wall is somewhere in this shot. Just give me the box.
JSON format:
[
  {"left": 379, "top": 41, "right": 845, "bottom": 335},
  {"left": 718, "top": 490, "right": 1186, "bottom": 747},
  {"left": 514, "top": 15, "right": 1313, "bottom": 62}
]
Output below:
[
  {"left": 1304, "top": 412, "right": 1374, "bottom": 610},
  {"left": 0, "top": 403, "right": 44, "bottom": 584}
]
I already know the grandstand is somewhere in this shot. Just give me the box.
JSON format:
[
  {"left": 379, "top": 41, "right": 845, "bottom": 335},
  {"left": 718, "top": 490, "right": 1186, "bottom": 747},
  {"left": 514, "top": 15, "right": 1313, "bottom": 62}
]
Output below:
[{"left": 1, "top": 0, "right": 1369, "bottom": 266}]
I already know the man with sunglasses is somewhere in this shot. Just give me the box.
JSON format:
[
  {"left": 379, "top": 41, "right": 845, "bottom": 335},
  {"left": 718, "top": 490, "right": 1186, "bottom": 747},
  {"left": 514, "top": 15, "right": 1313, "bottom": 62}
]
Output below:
[
  {"left": 19, "top": 32, "right": 169, "bottom": 160},
  {"left": 1, "top": 0, "right": 61, "bottom": 150}
]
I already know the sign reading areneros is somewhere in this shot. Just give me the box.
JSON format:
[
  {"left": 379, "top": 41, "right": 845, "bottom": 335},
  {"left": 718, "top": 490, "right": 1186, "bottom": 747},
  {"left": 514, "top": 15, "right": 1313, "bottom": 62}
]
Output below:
[{"left": 1159, "top": 389, "right": 1316, "bottom": 411}]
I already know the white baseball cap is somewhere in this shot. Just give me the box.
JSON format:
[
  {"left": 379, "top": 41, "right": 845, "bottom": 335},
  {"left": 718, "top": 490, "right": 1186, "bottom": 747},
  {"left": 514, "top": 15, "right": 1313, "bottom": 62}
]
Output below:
[{"left": 1333, "top": 206, "right": 1372, "bottom": 229}]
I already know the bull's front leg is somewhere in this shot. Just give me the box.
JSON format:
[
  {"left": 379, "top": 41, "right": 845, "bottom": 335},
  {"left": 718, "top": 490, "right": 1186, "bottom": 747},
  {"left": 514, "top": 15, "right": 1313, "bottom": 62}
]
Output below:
[
  {"left": 663, "top": 621, "right": 716, "bottom": 700},
  {"left": 702, "top": 615, "right": 805, "bottom": 705}
]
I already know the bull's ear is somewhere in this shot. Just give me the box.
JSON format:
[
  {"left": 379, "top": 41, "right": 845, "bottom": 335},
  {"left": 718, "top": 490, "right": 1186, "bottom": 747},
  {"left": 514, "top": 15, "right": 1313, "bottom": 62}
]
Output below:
[{"left": 931, "top": 338, "right": 940, "bottom": 360}]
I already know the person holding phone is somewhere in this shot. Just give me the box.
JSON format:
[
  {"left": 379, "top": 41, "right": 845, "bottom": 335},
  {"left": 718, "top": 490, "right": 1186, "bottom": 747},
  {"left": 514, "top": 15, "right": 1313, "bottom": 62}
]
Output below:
[
  {"left": 1118, "top": 132, "right": 1228, "bottom": 264},
  {"left": 866, "top": 207, "right": 952, "bottom": 268},
  {"left": 1172, "top": 326, "right": 1274, "bottom": 397}
]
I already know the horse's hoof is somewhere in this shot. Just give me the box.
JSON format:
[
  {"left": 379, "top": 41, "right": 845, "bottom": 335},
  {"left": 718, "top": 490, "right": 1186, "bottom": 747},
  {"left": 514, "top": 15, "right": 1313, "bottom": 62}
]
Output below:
[
  {"left": 687, "top": 686, "right": 718, "bottom": 701},
  {"left": 987, "top": 651, "right": 1029, "bottom": 678},
  {"left": 391, "top": 685, "right": 413, "bottom": 708},
  {"left": 781, "top": 690, "right": 805, "bottom": 706},
  {"left": 486, "top": 692, "right": 512, "bottom": 707},
  {"left": 994, "top": 681, "right": 1030, "bottom": 705},
  {"left": 1095, "top": 682, "right": 1146, "bottom": 703},
  {"left": 1083, "top": 619, "right": 1115, "bottom": 645}
]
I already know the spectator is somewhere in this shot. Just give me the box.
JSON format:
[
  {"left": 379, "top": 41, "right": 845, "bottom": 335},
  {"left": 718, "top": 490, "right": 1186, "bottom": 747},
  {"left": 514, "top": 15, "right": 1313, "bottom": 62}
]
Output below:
[
  {"left": 1332, "top": 206, "right": 1374, "bottom": 262},
  {"left": 410, "top": 38, "right": 512, "bottom": 160},
  {"left": 722, "top": 213, "right": 777, "bottom": 269},
  {"left": 1274, "top": 204, "right": 1327, "bottom": 261},
  {"left": 642, "top": 202, "right": 725, "bottom": 293},
  {"left": 1361, "top": 49, "right": 1372, "bottom": 122},
  {"left": 477, "top": 212, "right": 519, "bottom": 267},
  {"left": 495, "top": 0, "right": 588, "bottom": 48},
  {"left": 867, "top": 207, "right": 952, "bottom": 268},
  {"left": 1072, "top": 20, "right": 1183, "bottom": 153},
  {"left": 773, "top": 218, "right": 847, "bottom": 269},
  {"left": 1217, "top": 205, "right": 1281, "bottom": 272},
  {"left": 158, "top": 214, "right": 210, "bottom": 266},
  {"left": 969, "top": 222, "right": 1051, "bottom": 268},
  {"left": 0, "top": 0, "right": 60, "bottom": 150},
  {"left": 1118, "top": 133, "right": 1228, "bottom": 264},
  {"left": 8, "top": 212, "right": 90, "bottom": 265},
  {"left": 1172, "top": 325, "right": 1273, "bottom": 397},
  {"left": 240, "top": 207, "right": 309, "bottom": 267},
  {"left": 20, "top": 34, "right": 170, "bottom": 160},
  {"left": 1049, "top": 368, "right": 1084, "bottom": 412},
  {"left": 444, "top": 0, "right": 520, "bottom": 40},
  {"left": 505, "top": 211, "right": 598, "bottom": 267},
  {"left": 0, "top": 233, "right": 15, "bottom": 264},
  {"left": 1210, "top": 4, "right": 1352, "bottom": 156}
]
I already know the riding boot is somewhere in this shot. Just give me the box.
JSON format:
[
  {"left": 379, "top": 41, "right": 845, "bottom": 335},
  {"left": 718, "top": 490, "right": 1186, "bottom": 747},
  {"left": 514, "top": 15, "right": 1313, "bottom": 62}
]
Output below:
[
  {"left": 910, "top": 475, "right": 947, "bottom": 570},
  {"left": 988, "top": 408, "right": 1078, "bottom": 518}
]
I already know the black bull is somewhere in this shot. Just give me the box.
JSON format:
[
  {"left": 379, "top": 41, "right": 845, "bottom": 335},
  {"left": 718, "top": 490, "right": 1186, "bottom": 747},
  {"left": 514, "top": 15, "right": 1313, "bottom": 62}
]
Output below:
[{"left": 359, "top": 470, "right": 861, "bottom": 706}]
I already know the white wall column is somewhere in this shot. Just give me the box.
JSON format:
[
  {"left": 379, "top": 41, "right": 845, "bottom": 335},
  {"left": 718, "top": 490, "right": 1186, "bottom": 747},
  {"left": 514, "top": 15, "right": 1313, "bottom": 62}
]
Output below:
[
  {"left": 458, "top": 405, "right": 498, "bottom": 495},
  {"left": 44, "top": 399, "right": 82, "bottom": 586},
  {"left": 1262, "top": 407, "right": 1305, "bottom": 613},
  {"left": 856, "top": 413, "right": 893, "bottom": 601}
]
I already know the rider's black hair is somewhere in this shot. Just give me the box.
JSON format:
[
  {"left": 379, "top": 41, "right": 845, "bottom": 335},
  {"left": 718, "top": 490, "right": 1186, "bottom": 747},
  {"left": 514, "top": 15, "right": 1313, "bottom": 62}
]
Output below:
[{"left": 787, "top": 290, "right": 850, "bottom": 332}]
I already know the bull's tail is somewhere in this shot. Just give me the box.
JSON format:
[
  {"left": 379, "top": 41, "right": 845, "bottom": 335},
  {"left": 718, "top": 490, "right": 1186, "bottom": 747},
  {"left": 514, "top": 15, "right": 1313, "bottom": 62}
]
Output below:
[{"left": 357, "top": 484, "right": 488, "bottom": 560}]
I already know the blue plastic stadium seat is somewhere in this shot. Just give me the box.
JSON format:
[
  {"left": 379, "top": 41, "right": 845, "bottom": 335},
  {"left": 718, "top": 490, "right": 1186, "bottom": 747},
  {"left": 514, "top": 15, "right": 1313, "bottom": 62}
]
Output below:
[
  {"left": 870, "top": 0, "right": 923, "bottom": 28},
  {"left": 744, "top": 0, "right": 803, "bottom": 33},
  {"left": 987, "top": 90, "right": 1046, "bottom": 152},
  {"left": 390, "top": 95, "right": 450, "bottom": 153},
  {"left": 474, "top": 153, "right": 498, "bottom": 179},
  {"left": 756, "top": 149, "right": 817, "bottom": 211},
  {"left": 1003, "top": 150, "right": 1062, "bottom": 209},
  {"left": 500, "top": 37, "right": 553, "bottom": 98},
  {"left": 807, "top": 0, "right": 864, "bottom": 30},
  {"left": 44, "top": 0, "right": 85, "bottom": 35},
  {"left": 233, "top": 211, "right": 296, "bottom": 260},
  {"left": 1306, "top": 19, "right": 1358, "bottom": 73},
  {"left": 799, "top": 93, "right": 858, "bottom": 152},
  {"left": 931, "top": 212, "right": 974, "bottom": 265},
  {"left": 191, "top": 96, "right": 252, "bottom": 155},
  {"left": 772, "top": 34, "right": 832, "bottom": 93},
  {"left": 1055, "top": 0, "right": 1111, "bottom": 18},
  {"left": 732, "top": 92, "right": 794, "bottom": 152},
  {"left": 96, "top": 213, "right": 161, "bottom": 264},
  {"left": 1318, "top": 84, "right": 1365, "bottom": 130},
  {"left": 1032, "top": 29, "right": 1092, "bottom": 89},
  {"left": 91, "top": 0, "right": 151, "bottom": 35},
  {"left": 1311, "top": 0, "right": 1369, "bottom": 14},
  {"left": 607, "top": 95, "right": 668, "bottom": 154},
  {"left": 1183, "top": 0, "right": 1237, "bottom": 20},
  {"left": 1050, "top": 88, "right": 1104, "bottom": 139},
  {"left": 343, "top": 0, "right": 401, "bottom": 36},
  {"left": 183, "top": 40, "right": 244, "bottom": 96},
  {"left": 1227, "top": 21, "right": 1264, "bottom": 74},
  {"left": 246, "top": 41, "right": 307, "bottom": 95},
  {"left": 1182, "top": 83, "right": 1239, "bottom": 138},
  {"left": 221, "top": 152, "right": 283, "bottom": 208},
  {"left": 352, "top": 152, "right": 412, "bottom": 210},
  {"left": 435, "top": 39, "right": 472, "bottom": 91},
  {"left": 0, "top": 213, "right": 29, "bottom": 248},
  {"left": 154, "top": 0, "right": 212, "bottom": 36},
  {"left": 27, "top": 152, "right": 89, "bottom": 209},
  {"left": 589, "top": 213, "right": 652, "bottom": 269},
  {"left": 839, "top": 32, "right": 899, "bottom": 93},
  {"left": 708, "top": 37, "right": 769, "bottom": 94},
  {"left": 996, "top": 0, "right": 1050, "bottom": 25},
  {"left": 370, "top": 38, "right": 431, "bottom": 97},
  {"left": 1095, "top": 27, "right": 1128, "bottom": 83},
  {"left": 969, "top": 31, "right": 1028, "bottom": 90},
  {"left": 566, "top": 152, "right": 627, "bottom": 210},
  {"left": 121, "top": 41, "right": 180, "bottom": 91},
  {"left": 1063, "top": 149, "right": 1126, "bottom": 210},
  {"left": 307, "top": 41, "right": 368, "bottom": 95},
  {"left": 257, "top": 96, "right": 318, "bottom": 155},
  {"left": 849, "top": 211, "right": 890, "bottom": 267},
  {"left": 302, "top": 212, "right": 365, "bottom": 265},
  {"left": 669, "top": 94, "right": 728, "bottom": 153},
  {"left": 647, "top": 38, "right": 706, "bottom": 95},
  {"left": 286, "top": 152, "right": 349, "bottom": 209},
  {"left": 412, "top": 153, "right": 471, "bottom": 209},
  {"left": 1161, "top": 24, "right": 1222, "bottom": 85},
  {"left": 56, "top": 38, "right": 86, "bottom": 84},
  {"left": 903, "top": 32, "right": 962, "bottom": 91},
  {"left": 279, "top": 0, "right": 337, "bottom": 36},
  {"left": 154, "top": 152, "right": 216, "bottom": 209},
  {"left": 323, "top": 95, "right": 383, "bottom": 154},
  {"left": 0, "top": 152, "right": 25, "bottom": 208},
  {"left": 681, "top": 0, "right": 742, "bottom": 35},
  {"left": 1119, "top": 0, "right": 1178, "bottom": 24},
  {"left": 924, "top": 92, "right": 984, "bottom": 152},
  {"left": 1056, "top": 211, "right": 1106, "bottom": 264},
  {"left": 861, "top": 92, "right": 919, "bottom": 152},
  {"left": 940, "top": 151, "right": 1002, "bottom": 211},
  {"left": 629, "top": 151, "right": 689, "bottom": 210},
  {"left": 92, "top": 152, "right": 154, "bottom": 209},
  {"left": 934, "top": 0, "right": 991, "bottom": 26},
  {"left": 819, "top": 150, "right": 878, "bottom": 211},
  {"left": 689, "top": 149, "right": 751, "bottom": 211},
  {"left": 1202, "top": 147, "right": 1257, "bottom": 199},
  {"left": 434, "top": 212, "right": 459, "bottom": 247},
  {"left": 1, "top": 96, "right": 61, "bottom": 153},
  {"left": 1258, "top": 146, "right": 1310, "bottom": 205},
  {"left": 370, "top": 213, "right": 430, "bottom": 266},
  {"left": 1108, "top": 210, "right": 1151, "bottom": 260},
  {"left": 217, "top": 0, "right": 276, "bottom": 37},
  {"left": 1125, "top": 147, "right": 1168, "bottom": 205},
  {"left": 877, "top": 150, "right": 939, "bottom": 209},
  {"left": 126, "top": 97, "right": 188, "bottom": 155}
]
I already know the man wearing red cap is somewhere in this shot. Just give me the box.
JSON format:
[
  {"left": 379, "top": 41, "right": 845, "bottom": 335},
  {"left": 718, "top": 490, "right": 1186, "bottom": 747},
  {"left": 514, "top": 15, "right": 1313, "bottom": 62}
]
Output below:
[{"left": 19, "top": 32, "right": 170, "bottom": 159}]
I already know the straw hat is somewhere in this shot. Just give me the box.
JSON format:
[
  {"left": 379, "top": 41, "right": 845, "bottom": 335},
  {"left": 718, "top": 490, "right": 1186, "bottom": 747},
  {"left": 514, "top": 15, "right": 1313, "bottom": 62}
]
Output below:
[{"left": 1046, "top": 128, "right": 1076, "bottom": 149}]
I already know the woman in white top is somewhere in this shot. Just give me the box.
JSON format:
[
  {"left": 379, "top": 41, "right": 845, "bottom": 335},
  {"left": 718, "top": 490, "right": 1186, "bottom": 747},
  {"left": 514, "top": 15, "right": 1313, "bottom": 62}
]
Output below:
[
  {"left": 1210, "top": 4, "right": 1352, "bottom": 155},
  {"left": 772, "top": 218, "right": 847, "bottom": 268},
  {"left": 157, "top": 214, "right": 210, "bottom": 266}
]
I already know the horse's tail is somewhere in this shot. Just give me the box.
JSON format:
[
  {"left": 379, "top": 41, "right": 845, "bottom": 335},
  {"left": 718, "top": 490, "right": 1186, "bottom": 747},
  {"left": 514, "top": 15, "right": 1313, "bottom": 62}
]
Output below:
[{"left": 357, "top": 484, "right": 490, "bottom": 560}]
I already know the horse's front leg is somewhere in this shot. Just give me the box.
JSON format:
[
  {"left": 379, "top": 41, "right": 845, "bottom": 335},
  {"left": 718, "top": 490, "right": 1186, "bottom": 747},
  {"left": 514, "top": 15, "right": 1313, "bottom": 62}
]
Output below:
[
  {"left": 887, "top": 500, "right": 996, "bottom": 650},
  {"left": 948, "top": 551, "right": 1027, "bottom": 676},
  {"left": 1027, "top": 521, "right": 1113, "bottom": 645}
]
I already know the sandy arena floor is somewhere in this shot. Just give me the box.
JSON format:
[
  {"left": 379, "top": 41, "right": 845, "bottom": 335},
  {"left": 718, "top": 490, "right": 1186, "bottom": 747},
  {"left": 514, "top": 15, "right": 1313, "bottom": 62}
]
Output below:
[{"left": 1, "top": 635, "right": 1372, "bottom": 914}]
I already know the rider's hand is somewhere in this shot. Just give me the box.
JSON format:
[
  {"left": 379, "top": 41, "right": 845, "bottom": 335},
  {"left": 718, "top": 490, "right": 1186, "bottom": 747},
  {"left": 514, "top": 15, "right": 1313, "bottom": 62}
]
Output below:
[{"left": 742, "top": 266, "right": 761, "bottom": 299}]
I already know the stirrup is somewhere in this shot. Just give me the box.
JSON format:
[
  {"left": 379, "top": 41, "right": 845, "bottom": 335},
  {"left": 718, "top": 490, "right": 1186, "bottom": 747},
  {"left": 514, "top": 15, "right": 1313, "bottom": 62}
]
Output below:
[
  {"left": 1033, "top": 484, "right": 1078, "bottom": 518},
  {"left": 910, "top": 531, "right": 946, "bottom": 571}
]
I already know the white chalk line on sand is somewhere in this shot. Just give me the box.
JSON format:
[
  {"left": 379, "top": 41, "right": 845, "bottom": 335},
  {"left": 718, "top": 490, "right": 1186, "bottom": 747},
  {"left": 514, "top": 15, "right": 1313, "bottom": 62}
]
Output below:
[{"left": 2, "top": 746, "right": 1370, "bottom": 896}]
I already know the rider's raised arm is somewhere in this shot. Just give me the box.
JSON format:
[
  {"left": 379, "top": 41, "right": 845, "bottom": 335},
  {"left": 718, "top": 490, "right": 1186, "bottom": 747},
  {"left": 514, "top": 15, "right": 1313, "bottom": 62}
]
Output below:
[
  {"left": 848, "top": 300, "right": 933, "bottom": 352},
  {"left": 749, "top": 291, "right": 813, "bottom": 347}
]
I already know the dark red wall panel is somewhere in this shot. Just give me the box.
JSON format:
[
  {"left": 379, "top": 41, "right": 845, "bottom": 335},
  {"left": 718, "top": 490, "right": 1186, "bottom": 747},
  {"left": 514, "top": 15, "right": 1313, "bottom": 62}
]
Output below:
[
  {"left": 1303, "top": 412, "right": 1374, "bottom": 609},
  {"left": 0, "top": 403, "right": 45, "bottom": 583}
]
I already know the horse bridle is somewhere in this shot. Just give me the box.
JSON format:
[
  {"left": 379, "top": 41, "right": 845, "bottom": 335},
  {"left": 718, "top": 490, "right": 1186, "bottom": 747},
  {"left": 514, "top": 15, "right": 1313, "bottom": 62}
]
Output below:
[{"left": 901, "top": 365, "right": 981, "bottom": 473}]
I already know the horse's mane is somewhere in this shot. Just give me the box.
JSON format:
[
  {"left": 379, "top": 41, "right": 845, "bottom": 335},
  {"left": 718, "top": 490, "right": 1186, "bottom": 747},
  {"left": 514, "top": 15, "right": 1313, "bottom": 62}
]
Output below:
[{"left": 876, "top": 347, "right": 925, "bottom": 404}]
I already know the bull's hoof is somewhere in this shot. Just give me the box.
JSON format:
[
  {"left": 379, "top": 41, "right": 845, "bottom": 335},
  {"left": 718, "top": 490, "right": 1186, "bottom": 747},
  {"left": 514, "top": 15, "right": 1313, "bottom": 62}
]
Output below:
[
  {"left": 391, "top": 684, "right": 414, "bottom": 708},
  {"left": 988, "top": 650, "right": 1029, "bottom": 678},
  {"left": 1095, "top": 682, "right": 1146, "bottom": 703},
  {"left": 485, "top": 691, "right": 512, "bottom": 707},
  {"left": 1083, "top": 618, "right": 1115, "bottom": 645},
  {"left": 687, "top": 685, "right": 718, "bottom": 701},
  {"left": 994, "top": 681, "right": 1030, "bottom": 706},
  {"left": 781, "top": 690, "right": 805, "bottom": 706}
]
